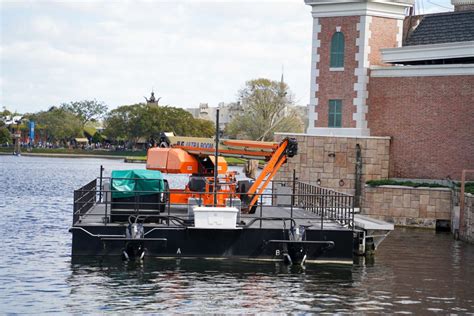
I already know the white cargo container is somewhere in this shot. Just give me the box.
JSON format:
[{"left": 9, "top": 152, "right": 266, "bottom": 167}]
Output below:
[{"left": 193, "top": 206, "right": 239, "bottom": 229}]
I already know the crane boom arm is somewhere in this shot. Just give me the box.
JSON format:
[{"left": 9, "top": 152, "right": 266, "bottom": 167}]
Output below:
[
  {"left": 153, "top": 133, "right": 298, "bottom": 213},
  {"left": 159, "top": 134, "right": 279, "bottom": 160}
]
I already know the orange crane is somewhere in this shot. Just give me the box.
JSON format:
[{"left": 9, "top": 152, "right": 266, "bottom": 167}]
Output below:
[{"left": 146, "top": 133, "right": 297, "bottom": 213}]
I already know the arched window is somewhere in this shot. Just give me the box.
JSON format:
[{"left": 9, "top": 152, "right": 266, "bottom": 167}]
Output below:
[{"left": 330, "top": 32, "right": 345, "bottom": 68}]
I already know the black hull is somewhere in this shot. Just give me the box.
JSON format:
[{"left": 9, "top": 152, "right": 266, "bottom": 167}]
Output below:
[{"left": 71, "top": 225, "right": 353, "bottom": 264}]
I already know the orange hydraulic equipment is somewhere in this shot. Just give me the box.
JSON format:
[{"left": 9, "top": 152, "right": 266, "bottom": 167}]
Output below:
[{"left": 146, "top": 133, "right": 298, "bottom": 213}]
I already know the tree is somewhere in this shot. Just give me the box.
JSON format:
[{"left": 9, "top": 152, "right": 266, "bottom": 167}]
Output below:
[
  {"left": 103, "top": 104, "right": 141, "bottom": 144},
  {"left": 0, "top": 121, "right": 11, "bottom": 145},
  {"left": 0, "top": 108, "right": 12, "bottom": 145},
  {"left": 225, "top": 78, "right": 304, "bottom": 141},
  {"left": 91, "top": 131, "right": 105, "bottom": 143},
  {"left": 1, "top": 107, "right": 12, "bottom": 118},
  {"left": 154, "top": 106, "right": 214, "bottom": 137},
  {"left": 61, "top": 99, "right": 108, "bottom": 127},
  {"left": 28, "top": 107, "right": 83, "bottom": 144},
  {"left": 191, "top": 119, "right": 215, "bottom": 137},
  {"left": 104, "top": 104, "right": 215, "bottom": 146}
]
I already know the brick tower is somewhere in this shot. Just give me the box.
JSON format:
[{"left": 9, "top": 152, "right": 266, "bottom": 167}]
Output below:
[{"left": 305, "top": 0, "right": 414, "bottom": 136}]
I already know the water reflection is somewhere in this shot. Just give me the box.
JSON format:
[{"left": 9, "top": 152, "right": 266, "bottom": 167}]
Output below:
[
  {"left": 67, "top": 257, "right": 354, "bottom": 313},
  {"left": 1, "top": 156, "right": 474, "bottom": 313},
  {"left": 352, "top": 229, "right": 474, "bottom": 314}
]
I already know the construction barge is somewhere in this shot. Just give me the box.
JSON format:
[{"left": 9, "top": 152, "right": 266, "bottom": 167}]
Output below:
[{"left": 70, "top": 134, "right": 392, "bottom": 264}]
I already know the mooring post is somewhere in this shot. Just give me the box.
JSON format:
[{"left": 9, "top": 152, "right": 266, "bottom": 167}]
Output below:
[{"left": 355, "top": 144, "right": 362, "bottom": 208}]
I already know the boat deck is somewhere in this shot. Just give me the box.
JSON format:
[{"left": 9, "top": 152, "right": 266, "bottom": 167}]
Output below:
[
  {"left": 71, "top": 178, "right": 357, "bottom": 260},
  {"left": 77, "top": 203, "right": 351, "bottom": 231}
]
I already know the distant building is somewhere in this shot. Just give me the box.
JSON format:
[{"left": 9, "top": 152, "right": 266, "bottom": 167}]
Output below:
[
  {"left": 186, "top": 101, "right": 308, "bottom": 133},
  {"left": 2, "top": 115, "right": 23, "bottom": 126},
  {"left": 144, "top": 91, "right": 161, "bottom": 106},
  {"left": 185, "top": 102, "right": 244, "bottom": 131},
  {"left": 304, "top": 0, "right": 474, "bottom": 179},
  {"left": 294, "top": 105, "right": 309, "bottom": 130},
  {"left": 217, "top": 102, "right": 245, "bottom": 130}
]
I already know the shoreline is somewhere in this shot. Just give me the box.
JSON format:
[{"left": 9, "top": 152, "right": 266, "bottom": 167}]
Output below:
[{"left": 0, "top": 151, "right": 129, "bottom": 160}]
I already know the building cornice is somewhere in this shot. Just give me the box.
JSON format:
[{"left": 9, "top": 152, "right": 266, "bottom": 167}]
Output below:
[
  {"left": 381, "top": 41, "right": 474, "bottom": 63},
  {"left": 370, "top": 64, "right": 474, "bottom": 77},
  {"left": 305, "top": 127, "right": 372, "bottom": 137},
  {"left": 277, "top": 131, "right": 389, "bottom": 139},
  {"left": 451, "top": 0, "right": 474, "bottom": 5},
  {"left": 305, "top": 1, "right": 412, "bottom": 19},
  {"left": 304, "top": 0, "right": 413, "bottom": 5}
]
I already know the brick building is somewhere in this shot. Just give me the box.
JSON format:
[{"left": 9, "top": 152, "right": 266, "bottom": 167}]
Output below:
[{"left": 304, "top": 0, "right": 474, "bottom": 180}]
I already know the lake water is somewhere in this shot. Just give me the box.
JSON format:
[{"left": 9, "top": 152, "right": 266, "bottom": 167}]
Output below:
[{"left": 1, "top": 155, "right": 473, "bottom": 313}]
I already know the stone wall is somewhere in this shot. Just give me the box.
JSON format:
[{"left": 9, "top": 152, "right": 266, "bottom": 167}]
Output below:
[
  {"left": 363, "top": 185, "right": 452, "bottom": 228},
  {"left": 459, "top": 194, "right": 474, "bottom": 243},
  {"left": 274, "top": 134, "right": 390, "bottom": 195}
]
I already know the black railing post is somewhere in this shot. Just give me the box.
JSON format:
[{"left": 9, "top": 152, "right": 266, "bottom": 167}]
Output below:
[
  {"left": 290, "top": 193, "right": 294, "bottom": 220},
  {"left": 73, "top": 190, "right": 77, "bottom": 225},
  {"left": 105, "top": 188, "right": 108, "bottom": 225},
  {"left": 351, "top": 195, "right": 355, "bottom": 229},
  {"left": 291, "top": 169, "right": 296, "bottom": 207},
  {"left": 99, "top": 165, "right": 104, "bottom": 202},
  {"left": 167, "top": 188, "right": 171, "bottom": 226},
  {"left": 355, "top": 144, "right": 362, "bottom": 208},
  {"left": 321, "top": 190, "right": 325, "bottom": 231},
  {"left": 318, "top": 187, "right": 321, "bottom": 215},
  {"left": 133, "top": 186, "right": 136, "bottom": 215},
  {"left": 346, "top": 195, "right": 349, "bottom": 227},
  {"left": 343, "top": 195, "right": 345, "bottom": 224},
  {"left": 134, "top": 178, "right": 138, "bottom": 215}
]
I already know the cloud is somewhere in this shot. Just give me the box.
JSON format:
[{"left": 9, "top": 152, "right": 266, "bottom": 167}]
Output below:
[
  {"left": 1, "top": 0, "right": 452, "bottom": 113},
  {"left": 31, "top": 15, "right": 62, "bottom": 37}
]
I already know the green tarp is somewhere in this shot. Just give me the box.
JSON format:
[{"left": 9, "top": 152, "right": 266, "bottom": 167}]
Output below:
[{"left": 111, "top": 169, "right": 164, "bottom": 198}]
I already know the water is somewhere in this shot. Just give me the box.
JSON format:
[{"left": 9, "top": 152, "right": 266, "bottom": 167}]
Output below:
[{"left": 1, "top": 155, "right": 473, "bottom": 313}]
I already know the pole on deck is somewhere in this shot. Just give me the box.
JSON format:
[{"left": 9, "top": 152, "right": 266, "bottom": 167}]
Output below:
[
  {"left": 355, "top": 144, "right": 362, "bottom": 208},
  {"left": 291, "top": 169, "right": 296, "bottom": 220},
  {"left": 213, "top": 108, "right": 220, "bottom": 206},
  {"left": 99, "top": 165, "right": 104, "bottom": 202}
]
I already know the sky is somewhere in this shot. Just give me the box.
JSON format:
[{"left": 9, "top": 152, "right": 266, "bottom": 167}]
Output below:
[{"left": 0, "top": 0, "right": 452, "bottom": 114}]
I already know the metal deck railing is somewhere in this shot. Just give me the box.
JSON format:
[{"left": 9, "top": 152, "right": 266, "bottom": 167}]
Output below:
[
  {"left": 73, "top": 179, "right": 97, "bottom": 225},
  {"left": 72, "top": 177, "right": 355, "bottom": 230},
  {"left": 295, "top": 181, "right": 354, "bottom": 228}
]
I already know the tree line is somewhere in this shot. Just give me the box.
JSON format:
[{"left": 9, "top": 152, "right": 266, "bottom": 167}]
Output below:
[
  {"left": 0, "top": 77, "right": 305, "bottom": 146},
  {"left": 104, "top": 104, "right": 215, "bottom": 144},
  {"left": 0, "top": 101, "right": 215, "bottom": 147}
]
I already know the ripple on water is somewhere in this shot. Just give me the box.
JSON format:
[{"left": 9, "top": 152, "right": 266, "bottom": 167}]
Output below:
[{"left": 1, "top": 156, "right": 474, "bottom": 313}]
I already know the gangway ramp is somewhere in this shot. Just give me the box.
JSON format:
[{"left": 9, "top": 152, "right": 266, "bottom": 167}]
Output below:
[{"left": 354, "top": 214, "right": 394, "bottom": 255}]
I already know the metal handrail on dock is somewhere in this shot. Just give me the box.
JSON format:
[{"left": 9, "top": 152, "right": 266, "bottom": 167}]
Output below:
[{"left": 295, "top": 181, "right": 354, "bottom": 228}]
